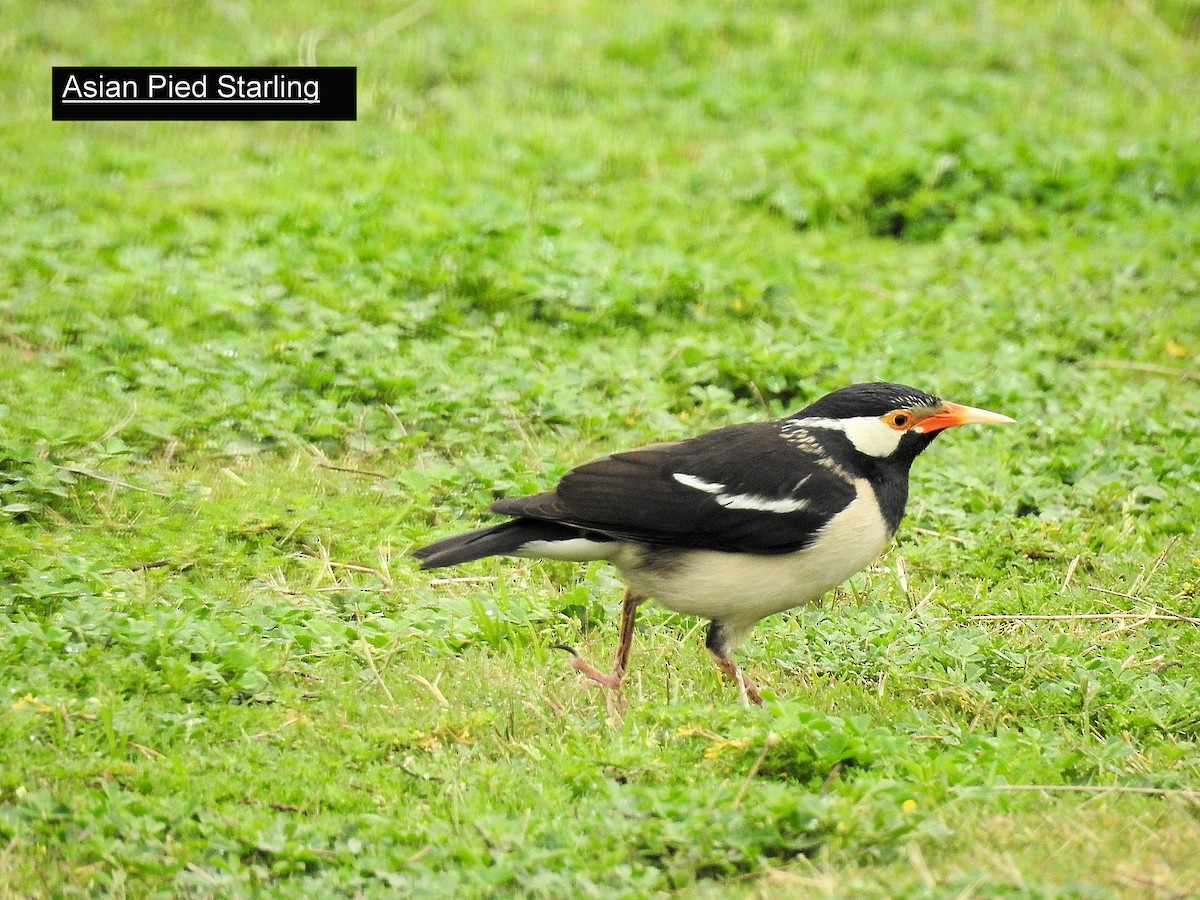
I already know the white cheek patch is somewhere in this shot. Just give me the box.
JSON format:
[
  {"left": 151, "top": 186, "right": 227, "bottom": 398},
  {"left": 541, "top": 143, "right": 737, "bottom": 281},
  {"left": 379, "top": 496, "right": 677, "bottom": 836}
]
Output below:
[
  {"left": 794, "top": 416, "right": 904, "bottom": 458},
  {"left": 840, "top": 417, "right": 905, "bottom": 457}
]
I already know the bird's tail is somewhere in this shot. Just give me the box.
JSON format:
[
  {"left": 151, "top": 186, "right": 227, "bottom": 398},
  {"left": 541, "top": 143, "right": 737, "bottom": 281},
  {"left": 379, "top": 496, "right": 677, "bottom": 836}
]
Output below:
[
  {"left": 411, "top": 522, "right": 528, "bottom": 570},
  {"left": 414, "top": 519, "right": 603, "bottom": 570}
]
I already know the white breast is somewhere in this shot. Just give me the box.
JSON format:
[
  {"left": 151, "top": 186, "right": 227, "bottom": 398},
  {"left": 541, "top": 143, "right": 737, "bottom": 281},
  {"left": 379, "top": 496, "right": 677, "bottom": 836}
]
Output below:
[{"left": 615, "top": 479, "right": 892, "bottom": 644}]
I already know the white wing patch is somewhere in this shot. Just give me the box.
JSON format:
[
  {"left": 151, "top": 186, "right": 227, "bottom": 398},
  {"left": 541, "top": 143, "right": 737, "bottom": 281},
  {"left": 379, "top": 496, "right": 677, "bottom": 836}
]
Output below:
[
  {"left": 675, "top": 472, "right": 810, "bottom": 514},
  {"left": 673, "top": 472, "right": 725, "bottom": 493},
  {"left": 715, "top": 493, "right": 809, "bottom": 513}
]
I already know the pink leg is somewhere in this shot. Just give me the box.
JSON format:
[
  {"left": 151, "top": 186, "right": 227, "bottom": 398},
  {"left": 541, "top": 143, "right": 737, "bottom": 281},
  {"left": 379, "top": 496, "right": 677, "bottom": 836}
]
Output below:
[
  {"left": 554, "top": 589, "right": 643, "bottom": 713},
  {"left": 706, "top": 621, "right": 763, "bottom": 706},
  {"left": 709, "top": 652, "right": 763, "bottom": 706}
]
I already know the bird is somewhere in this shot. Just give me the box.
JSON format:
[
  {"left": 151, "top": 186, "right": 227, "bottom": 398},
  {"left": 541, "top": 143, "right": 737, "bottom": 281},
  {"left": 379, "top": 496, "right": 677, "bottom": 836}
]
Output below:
[{"left": 412, "top": 382, "right": 1014, "bottom": 709}]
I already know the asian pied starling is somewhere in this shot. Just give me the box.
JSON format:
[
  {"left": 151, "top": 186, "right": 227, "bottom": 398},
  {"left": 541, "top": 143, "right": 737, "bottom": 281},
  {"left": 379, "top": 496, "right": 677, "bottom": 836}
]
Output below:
[{"left": 412, "top": 382, "right": 1014, "bottom": 708}]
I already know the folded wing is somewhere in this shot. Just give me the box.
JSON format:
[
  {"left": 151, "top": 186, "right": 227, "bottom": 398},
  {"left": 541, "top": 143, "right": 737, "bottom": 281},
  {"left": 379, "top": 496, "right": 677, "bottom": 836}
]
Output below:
[{"left": 491, "top": 422, "right": 857, "bottom": 554}]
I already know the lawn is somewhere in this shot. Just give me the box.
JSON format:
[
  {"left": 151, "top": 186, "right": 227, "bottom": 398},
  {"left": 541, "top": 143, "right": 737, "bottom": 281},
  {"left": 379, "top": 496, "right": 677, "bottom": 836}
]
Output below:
[{"left": 2, "top": 0, "right": 1199, "bottom": 896}]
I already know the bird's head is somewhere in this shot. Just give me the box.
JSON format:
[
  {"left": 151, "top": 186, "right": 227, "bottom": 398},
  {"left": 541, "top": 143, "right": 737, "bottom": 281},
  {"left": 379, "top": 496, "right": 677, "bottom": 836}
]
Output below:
[{"left": 790, "top": 382, "right": 1015, "bottom": 467}]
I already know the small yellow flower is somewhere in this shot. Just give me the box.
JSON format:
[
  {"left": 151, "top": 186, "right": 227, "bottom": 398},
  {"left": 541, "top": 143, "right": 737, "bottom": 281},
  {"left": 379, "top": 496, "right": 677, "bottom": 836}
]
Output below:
[
  {"left": 702, "top": 739, "right": 747, "bottom": 760},
  {"left": 12, "top": 695, "right": 52, "bottom": 713},
  {"left": 902, "top": 798, "right": 917, "bottom": 813}
]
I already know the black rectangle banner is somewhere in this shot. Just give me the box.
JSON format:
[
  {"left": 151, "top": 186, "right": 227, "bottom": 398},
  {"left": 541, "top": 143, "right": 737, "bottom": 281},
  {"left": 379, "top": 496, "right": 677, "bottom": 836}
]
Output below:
[{"left": 52, "top": 67, "right": 356, "bottom": 121}]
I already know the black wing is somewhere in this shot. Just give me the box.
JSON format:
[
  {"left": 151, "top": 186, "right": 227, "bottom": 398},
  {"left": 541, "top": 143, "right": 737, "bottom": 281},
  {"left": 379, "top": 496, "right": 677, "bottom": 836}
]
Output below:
[{"left": 490, "top": 422, "right": 858, "bottom": 554}]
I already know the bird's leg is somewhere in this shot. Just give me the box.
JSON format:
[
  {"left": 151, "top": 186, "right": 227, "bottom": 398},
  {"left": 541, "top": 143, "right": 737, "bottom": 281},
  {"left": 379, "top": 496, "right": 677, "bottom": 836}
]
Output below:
[
  {"left": 714, "top": 656, "right": 763, "bottom": 707},
  {"left": 553, "top": 589, "right": 644, "bottom": 712},
  {"left": 706, "top": 621, "right": 763, "bottom": 706}
]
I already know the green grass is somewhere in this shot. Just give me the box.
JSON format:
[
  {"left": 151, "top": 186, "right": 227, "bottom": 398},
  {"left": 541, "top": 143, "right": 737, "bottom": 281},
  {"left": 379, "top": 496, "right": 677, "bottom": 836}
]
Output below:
[{"left": 2, "top": 0, "right": 1200, "bottom": 895}]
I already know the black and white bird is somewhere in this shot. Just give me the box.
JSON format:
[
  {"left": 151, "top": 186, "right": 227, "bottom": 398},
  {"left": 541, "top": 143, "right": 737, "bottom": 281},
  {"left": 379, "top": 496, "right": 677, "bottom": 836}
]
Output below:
[{"left": 412, "top": 382, "right": 1013, "bottom": 707}]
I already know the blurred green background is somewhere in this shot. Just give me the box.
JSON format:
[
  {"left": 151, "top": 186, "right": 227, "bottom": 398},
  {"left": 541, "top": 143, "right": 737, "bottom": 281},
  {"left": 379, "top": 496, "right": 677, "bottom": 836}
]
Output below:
[{"left": 1, "top": 1, "right": 1198, "bottom": 896}]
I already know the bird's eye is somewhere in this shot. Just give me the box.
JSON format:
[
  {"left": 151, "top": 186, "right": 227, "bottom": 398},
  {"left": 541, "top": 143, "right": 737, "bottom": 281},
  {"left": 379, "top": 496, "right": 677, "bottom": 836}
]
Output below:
[{"left": 886, "top": 411, "right": 911, "bottom": 429}]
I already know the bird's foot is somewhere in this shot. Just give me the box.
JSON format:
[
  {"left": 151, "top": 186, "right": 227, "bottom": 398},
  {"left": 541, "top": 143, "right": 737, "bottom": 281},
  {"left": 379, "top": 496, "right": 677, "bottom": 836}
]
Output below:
[
  {"left": 736, "top": 671, "right": 764, "bottom": 707},
  {"left": 552, "top": 644, "right": 627, "bottom": 716},
  {"left": 709, "top": 651, "right": 764, "bottom": 706}
]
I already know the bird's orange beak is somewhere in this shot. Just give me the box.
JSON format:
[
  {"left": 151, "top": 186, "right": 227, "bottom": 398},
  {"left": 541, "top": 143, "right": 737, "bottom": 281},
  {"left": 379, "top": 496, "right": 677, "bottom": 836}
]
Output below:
[{"left": 913, "top": 401, "right": 1016, "bottom": 434}]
